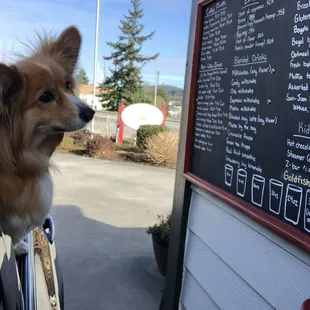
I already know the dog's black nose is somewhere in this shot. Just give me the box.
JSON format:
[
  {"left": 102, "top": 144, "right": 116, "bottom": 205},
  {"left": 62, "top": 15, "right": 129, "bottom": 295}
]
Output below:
[{"left": 79, "top": 107, "right": 95, "bottom": 122}]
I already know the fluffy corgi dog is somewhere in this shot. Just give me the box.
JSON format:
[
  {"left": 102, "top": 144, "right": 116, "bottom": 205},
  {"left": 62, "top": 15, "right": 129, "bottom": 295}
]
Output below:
[{"left": 0, "top": 26, "right": 95, "bottom": 256}]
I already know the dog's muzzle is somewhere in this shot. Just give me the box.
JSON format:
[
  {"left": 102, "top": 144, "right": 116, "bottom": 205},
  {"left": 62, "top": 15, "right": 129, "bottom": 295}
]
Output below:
[
  {"left": 79, "top": 106, "right": 95, "bottom": 122},
  {"left": 66, "top": 93, "right": 95, "bottom": 123}
]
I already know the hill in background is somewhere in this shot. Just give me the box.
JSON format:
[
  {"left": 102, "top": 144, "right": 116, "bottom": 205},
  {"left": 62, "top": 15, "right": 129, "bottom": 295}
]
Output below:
[{"left": 145, "top": 84, "right": 184, "bottom": 106}]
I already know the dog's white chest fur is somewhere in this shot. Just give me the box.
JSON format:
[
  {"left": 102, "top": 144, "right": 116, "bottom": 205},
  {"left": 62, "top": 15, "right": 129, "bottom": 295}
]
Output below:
[
  {"left": 16, "top": 172, "right": 53, "bottom": 228},
  {"left": 40, "top": 173, "right": 53, "bottom": 210},
  {"left": 35, "top": 172, "right": 53, "bottom": 224},
  {"left": 3, "top": 172, "right": 53, "bottom": 256}
]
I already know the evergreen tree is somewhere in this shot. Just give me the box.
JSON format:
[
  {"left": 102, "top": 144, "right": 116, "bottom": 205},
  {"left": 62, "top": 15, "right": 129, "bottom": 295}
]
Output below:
[
  {"left": 75, "top": 68, "right": 89, "bottom": 85},
  {"left": 157, "top": 87, "right": 170, "bottom": 104},
  {"left": 99, "top": 0, "right": 158, "bottom": 111},
  {"left": 130, "top": 84, "right": 153, "bottom": 104}
]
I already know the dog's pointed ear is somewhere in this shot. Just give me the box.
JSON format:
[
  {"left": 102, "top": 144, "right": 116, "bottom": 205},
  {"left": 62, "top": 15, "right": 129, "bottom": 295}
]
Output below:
[
  {"left": 53, "top": 26, "right": 81, "bottom": 75},
  {"left": 0, "top": 64, "right": 23, "bottom": 108}
]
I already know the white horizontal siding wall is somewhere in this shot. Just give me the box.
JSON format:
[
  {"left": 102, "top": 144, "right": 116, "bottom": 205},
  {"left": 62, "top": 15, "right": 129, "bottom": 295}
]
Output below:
[{"left": 180, "top": 186, "right": 310, "bottom": 310}]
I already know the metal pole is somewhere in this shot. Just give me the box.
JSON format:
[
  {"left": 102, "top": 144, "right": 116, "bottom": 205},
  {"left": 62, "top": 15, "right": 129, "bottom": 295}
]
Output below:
[
  {"left": 91, "top": 0, "right": 100, "bottom": 134},
  {"left": 154, "top": 55, "right": 158, "bottom": 106},
  {"left": 103, "top": 59, "right": 106, "bottom": 80}
]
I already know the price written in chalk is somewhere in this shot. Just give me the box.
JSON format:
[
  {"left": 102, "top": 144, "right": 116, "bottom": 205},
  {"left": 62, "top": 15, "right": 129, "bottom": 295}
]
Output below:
[{"left": 191, "top": 0, "right": 310, "bottom": 235}]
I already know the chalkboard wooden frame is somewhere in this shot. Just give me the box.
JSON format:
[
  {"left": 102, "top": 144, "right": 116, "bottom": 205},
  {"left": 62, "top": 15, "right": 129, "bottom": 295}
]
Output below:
[{"left": 183, "top": 0, "right": 310, "bottom": 252}]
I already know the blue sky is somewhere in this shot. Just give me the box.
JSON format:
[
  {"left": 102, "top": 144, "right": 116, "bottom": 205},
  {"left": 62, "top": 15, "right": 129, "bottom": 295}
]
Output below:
[{"left": 0, "top": 0, "right": 191, "bottom": 88}]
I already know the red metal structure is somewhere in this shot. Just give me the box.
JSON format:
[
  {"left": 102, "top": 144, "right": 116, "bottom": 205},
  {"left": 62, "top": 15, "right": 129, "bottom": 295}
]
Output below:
[
  {"left": 116, "top": 100, "right": 125, "bottom": 144},
  {"left": 161, "top": 104, "right": 167, "bottom": 126},
  {"left": 116, "top": 101, "right": 167, "bottom": 144},
  {"left": 301, "top": 299, "right": 310, "bottom": 310}
]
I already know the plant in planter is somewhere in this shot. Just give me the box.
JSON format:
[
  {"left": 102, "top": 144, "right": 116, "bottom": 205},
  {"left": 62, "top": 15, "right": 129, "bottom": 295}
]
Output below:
[{"left": 146, "top": 212, "right": 171, "bottom": 277}]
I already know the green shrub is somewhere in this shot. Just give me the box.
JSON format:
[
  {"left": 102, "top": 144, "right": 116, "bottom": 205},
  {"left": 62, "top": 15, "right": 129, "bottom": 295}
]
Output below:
[
  {"left": 136, "top": 125, "right": 169, "bottom": 152},
  {"left": 85, "top": 134, "right": 116, "bottom": 158}
]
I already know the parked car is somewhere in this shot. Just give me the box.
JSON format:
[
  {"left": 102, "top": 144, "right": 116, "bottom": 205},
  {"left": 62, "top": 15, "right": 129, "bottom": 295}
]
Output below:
[{"left": 0, "top": 215, "right": 64, "bottom": 309}]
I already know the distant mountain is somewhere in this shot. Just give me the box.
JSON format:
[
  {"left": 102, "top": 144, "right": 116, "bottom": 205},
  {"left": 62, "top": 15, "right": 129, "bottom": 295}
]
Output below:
[
  {"left": 145, "top": 84, "right": 183, "bottom": 104},
  {"left": 161, "top": 84, "right": 183, "bottom": 91}
]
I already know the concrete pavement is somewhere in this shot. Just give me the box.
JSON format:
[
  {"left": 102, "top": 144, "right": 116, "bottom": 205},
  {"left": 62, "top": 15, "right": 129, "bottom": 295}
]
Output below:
[{"left": 50, "top": 153, "right": 175, "bottom": 310}]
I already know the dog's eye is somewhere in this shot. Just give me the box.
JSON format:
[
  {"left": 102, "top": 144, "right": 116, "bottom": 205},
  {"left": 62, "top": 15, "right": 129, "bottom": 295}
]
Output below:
[
  {"left": 39, "top": 91, "right": 55, "bottom": 103},
  {"left": 66, "top": 81, "right": 71, "bottom": 90}
]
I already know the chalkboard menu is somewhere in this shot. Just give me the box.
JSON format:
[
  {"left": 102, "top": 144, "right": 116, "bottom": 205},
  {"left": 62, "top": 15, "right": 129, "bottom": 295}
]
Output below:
[{"left": 185, "top": 0, "right": 310, "bottom": 248}]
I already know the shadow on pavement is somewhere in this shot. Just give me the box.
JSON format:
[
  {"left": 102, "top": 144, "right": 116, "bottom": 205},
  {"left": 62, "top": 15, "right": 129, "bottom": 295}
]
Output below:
[{"left": 51, "top": 204, "right": 164, "bottom": 310}]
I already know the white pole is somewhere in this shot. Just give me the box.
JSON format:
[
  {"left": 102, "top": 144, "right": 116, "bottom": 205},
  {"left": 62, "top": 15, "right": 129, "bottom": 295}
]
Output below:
[
  {"left": 91, "top": 0, "right": 100, "bottom": 134},
  {"left": 154, "top": 55, "right": 158, "bottom": 106},
  {"left": 103, "top": 59, "right": 106, "bottom": 80}
]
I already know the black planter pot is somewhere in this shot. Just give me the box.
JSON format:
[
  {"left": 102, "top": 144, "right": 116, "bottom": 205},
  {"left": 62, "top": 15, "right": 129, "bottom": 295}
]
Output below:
[{"left": 151, "top": 233, "right": 169, "bottom": 277}]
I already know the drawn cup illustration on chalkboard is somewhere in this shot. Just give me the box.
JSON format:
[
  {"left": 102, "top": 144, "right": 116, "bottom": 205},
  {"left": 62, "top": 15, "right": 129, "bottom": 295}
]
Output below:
[
  {"left": 269, "top": 179, "right": 284, "bottom": 215},
  {"left": 304, "top": 190, "right": 310, "bottom": 233},
  {"left": 236, "top": 169, "right": 247, "bottom": 197},
  {"left": 225, "top": 164, "right": 234, "bottom": 186},
  {"left": 251, "top": 175, "right": 266, "bottom": 207},
  {"left": 284, "top": 184, "right": 303, "bottom": 226}
]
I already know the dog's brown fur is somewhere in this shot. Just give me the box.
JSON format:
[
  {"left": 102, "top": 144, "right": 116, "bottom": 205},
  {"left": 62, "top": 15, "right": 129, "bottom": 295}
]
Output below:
[{"left": 0, "top": 26, "right": 94, "bottom": 254}]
